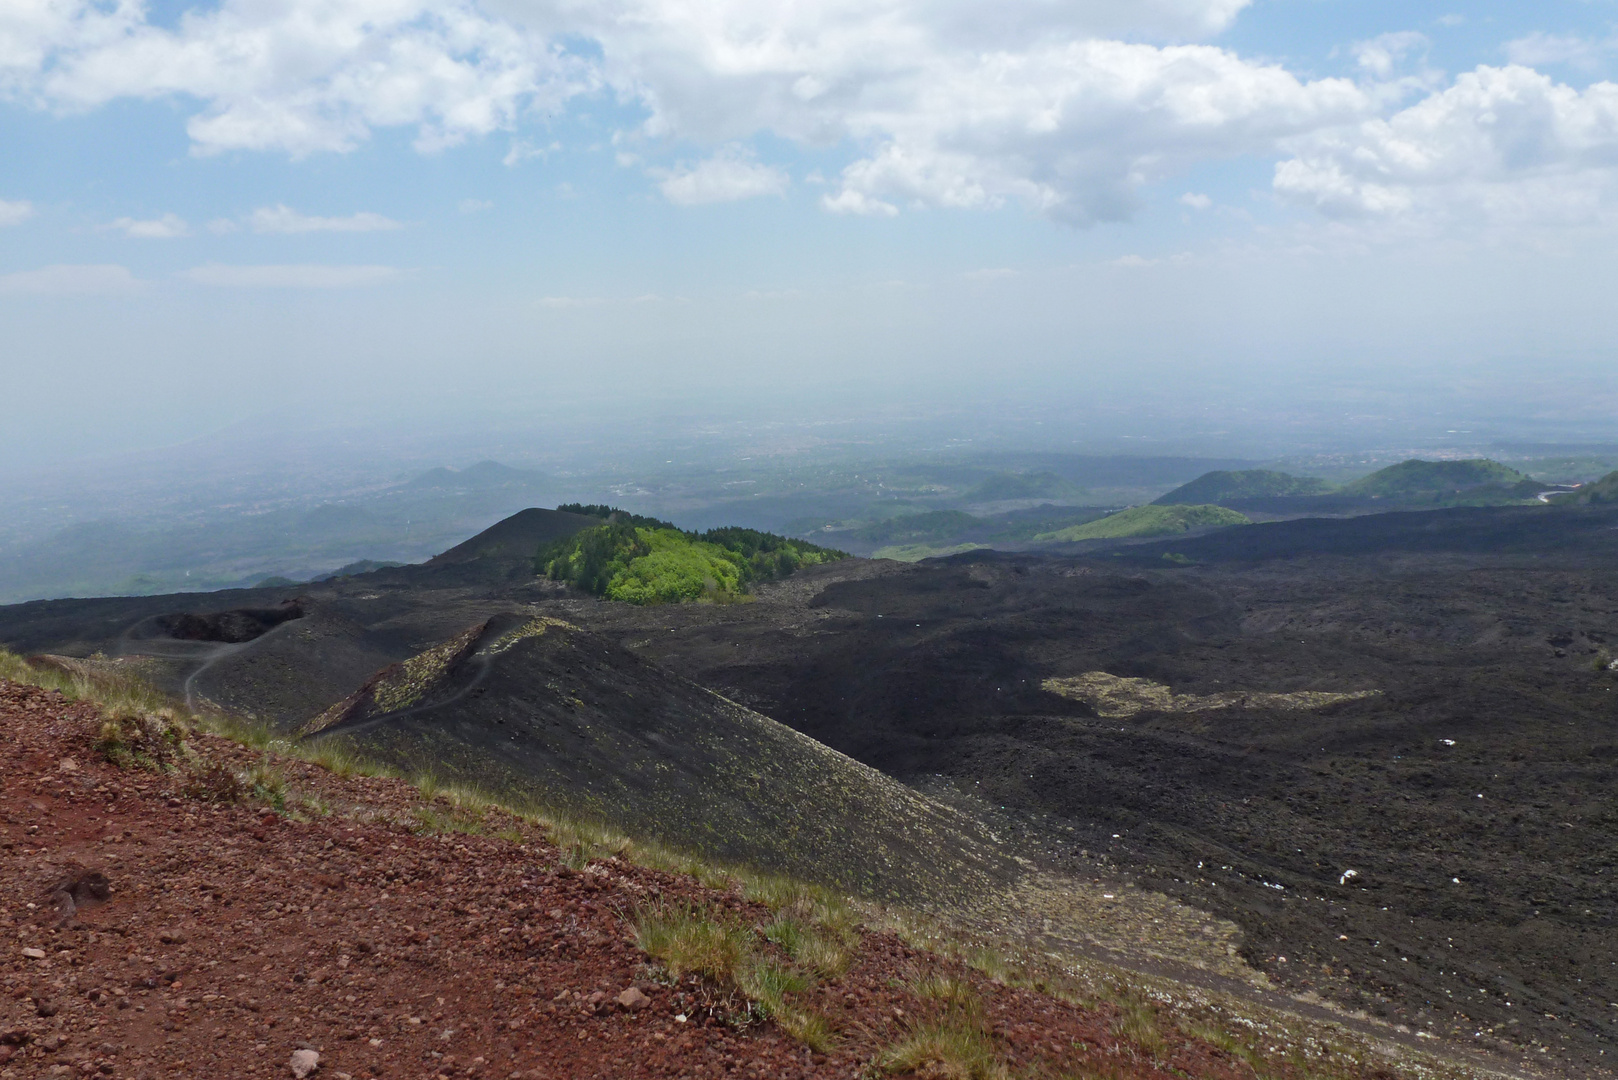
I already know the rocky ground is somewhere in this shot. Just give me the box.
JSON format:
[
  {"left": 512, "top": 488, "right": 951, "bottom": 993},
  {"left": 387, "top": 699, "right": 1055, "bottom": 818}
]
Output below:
[{"left": 1, "top": 677, "right": 1335, "bottom": 1080}]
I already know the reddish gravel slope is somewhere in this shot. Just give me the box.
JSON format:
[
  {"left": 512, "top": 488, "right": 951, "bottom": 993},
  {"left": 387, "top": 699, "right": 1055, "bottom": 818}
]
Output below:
[{"left": 0, "top": 678, "right": 1420, "bottom": 1080}]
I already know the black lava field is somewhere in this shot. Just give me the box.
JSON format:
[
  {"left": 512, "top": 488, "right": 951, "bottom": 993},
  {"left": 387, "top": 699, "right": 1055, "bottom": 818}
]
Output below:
[{"left": 7, "top": 502, "right": 1618, "bottom": 1067}]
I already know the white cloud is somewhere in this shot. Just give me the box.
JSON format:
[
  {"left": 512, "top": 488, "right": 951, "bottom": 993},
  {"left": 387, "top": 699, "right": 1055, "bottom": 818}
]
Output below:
[
  {"left": 10, "top": 0, "right": 593, "bottom": 157},
  {"left": 961, "top": 267, "right": 1016, "bottom": 281},
  {"left": 6, "top": 0, "right": 1618, "bottom": 239},
  {"left": 206, "top": 218, "right": 240, "bottom": 235},
  {"left": 1180, "top": 192, "right": 1212, "bottom": 210},
  {"left": 0, "top": 0, "right": 1352, "bottom": 225},
  {"left": 1111, "top": 253, "right": 1191, "bottom": 268},
  {"left": 1505, "top": 33, "right": 1617, "bottom": 72},
  {"left": 1274, "top": 65, "right": 1618, "bottom": 232},
  {"left": 458, "top": 198, "right": 493, "bottom": 213},
  {"left": 1353, "top": 32, "right": 1428, "bottom": 79},
  {"left": 821, "top": 189, "right": 898, "bottom": 217},
  {"left": 654, "top": 146, "right": 790, "bottom": 205},
  {"left": 109, "top": 213, "right": 189, "bottom": 238},
  {"left": 248, "top": 205, "right": 402, "bottom": 234},
  {"left": 0, "top": 199, "right": 34, "bottom": 226},
  {"left": 0, "top": 264, "right": 141, "bottom": 294},
  {"left": 503, "top": 139, "right": 559, "bottom": 167},
  {"left": 800, "top": 40, "right": 1367, "bottom": 225},
  {"left": 181, "top": 264, "right": 403, "bottom": 288}
]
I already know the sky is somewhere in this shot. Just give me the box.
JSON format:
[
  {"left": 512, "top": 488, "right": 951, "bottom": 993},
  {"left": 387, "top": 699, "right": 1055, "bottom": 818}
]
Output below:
[{"left": 5, "top": 0, "right": 1618, "bottom": 468}]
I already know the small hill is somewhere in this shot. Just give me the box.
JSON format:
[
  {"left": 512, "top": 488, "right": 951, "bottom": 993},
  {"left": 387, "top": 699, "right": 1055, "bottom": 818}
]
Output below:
[
  {"left": 403, "top": 460, "right": 551, "bottom": 490},
  {"left": 965, "top": 471, "right": 1085, "bottom": 503},
  {"left": 426, "top": 507, "right": 599, "bottom": 567},
  {"left": 539, "top": 512, "right": 846, "bottom": 604},
  {"left": 1154, "top": 469, "right": 1331, "bottom": 505},
  {"left": 1035, "top": 504, "right": 1250, "bottom": 542},
  {"left": 854, "top": 511, "right": 982, "bottom": 545},
  {"left": 1555, "top": 470, "right": 1618, "bottom": 505},
  {"left": 1341, "top": 458, "right": 1527, "bottom": 498},
  {"left": 302, "top": 615, "right": 1017, "bottom": 905},
  {"left": 311, "top": 558, "right": 404, "bottom": 581}
]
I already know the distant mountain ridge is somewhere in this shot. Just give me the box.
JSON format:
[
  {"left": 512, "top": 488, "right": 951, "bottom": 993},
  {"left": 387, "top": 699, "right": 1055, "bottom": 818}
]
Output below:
[
  {"left": 1154, "top": 469, "right": 1331, "bottom": 505},
  {"left": 404, "top": 460, "right": 551, "bottom": 490},
  {"left": 1553, "top": 470, "right": 1618, "bottom": 505},
  {"left": 1341, "top": 458, "right": 1529, "bottom": 497}
]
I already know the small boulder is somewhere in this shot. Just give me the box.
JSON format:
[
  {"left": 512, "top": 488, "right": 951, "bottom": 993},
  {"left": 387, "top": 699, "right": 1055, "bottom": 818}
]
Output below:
[
  {"left": 289, "top": 1047, "right": 320, "bottom": 1078},
  {"left": 617, "top": 987, "right": 649, "bottom": 1012}
]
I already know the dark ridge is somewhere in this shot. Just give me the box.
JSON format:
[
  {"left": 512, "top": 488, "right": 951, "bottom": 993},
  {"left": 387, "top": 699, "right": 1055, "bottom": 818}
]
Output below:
[
  {"left": 1113, "top": 502, "right": 1618, "bottom": 564},
  {"left": 307, "top": 616, "right": 1018, "bottom": 905},
  {"left": 426, "top": 507, "right": 599, "bottom": 566},
  {"left": 152, "top": 600, "right": 306, "bottom": 644}
]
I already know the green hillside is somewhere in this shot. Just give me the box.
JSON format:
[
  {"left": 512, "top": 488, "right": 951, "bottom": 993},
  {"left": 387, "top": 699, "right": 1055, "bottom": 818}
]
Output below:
[
  {"left": 1553, "top": 470, "right": 1618, "bottom": 505},
  {"left": 1153, "top": 469, "right": 1332, "bottom": 505},
  {"left": 1035, "top": 503, "right": 1251, "bottom": 542},
  {"left": 853, "top": 510, "right": 981, "bottom": 545},
  {"left": 538, "top": 507, "right": 847, "bottom": 604},
  {"left": 1342, "top": 458, "right": 1528, "bottom": 497},
  {"left": 965, "top": 471, "right": 1085, "bottom": 502}
]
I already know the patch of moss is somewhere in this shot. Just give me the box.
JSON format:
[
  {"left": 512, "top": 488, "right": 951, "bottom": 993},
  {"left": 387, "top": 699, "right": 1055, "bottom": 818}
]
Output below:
[
  {"left": 1042, "top": 671, "right": 1380, "bottom": 719},
  {"left": 870, "top": 542, "right": 986, "bottom": 563},
  {"left": 1035, "top": 503, "right": 1250, "bottom": 542}
]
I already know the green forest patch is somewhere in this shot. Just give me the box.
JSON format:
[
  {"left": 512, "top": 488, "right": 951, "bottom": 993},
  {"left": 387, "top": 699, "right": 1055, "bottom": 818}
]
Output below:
[
  {"left": 870, "top": 542, "right": 986, "bottom": 563},
  {"left": 1034, "top": 503, "right": 1250, "bottom": 542},
  {"left": 538, "top": 507, "right": 848, "bottom": 604}
]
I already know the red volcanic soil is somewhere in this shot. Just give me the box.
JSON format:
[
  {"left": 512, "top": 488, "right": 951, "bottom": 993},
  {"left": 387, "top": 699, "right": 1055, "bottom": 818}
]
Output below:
[{"left": 0, "top": 678, "right": 1329, "bottom": 1080}]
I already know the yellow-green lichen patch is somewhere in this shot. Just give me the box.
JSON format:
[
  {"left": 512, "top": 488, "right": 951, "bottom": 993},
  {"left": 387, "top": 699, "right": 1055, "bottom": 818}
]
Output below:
[
  {"left": 371, "top": 623, "right": 485, "bottom": 714},
  {"left": 1042, "top": 671, "right": 1380, "bottom": 719},
  {"left": 482, "top": 616, "right": 572, "bottom": 656}
]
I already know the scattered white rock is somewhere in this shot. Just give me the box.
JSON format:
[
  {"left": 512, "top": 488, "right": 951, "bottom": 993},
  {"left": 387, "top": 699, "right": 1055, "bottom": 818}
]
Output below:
[
  {"left": 1339, "top": 869, "right": 1359, "bottom": 885},
  {"left": 20, "top": 947, "right": 45, "bottom": 960},
  {"left": 1439, "top": 739, "right": 1455, "bottom": 747},
  {"left": 289, "top": 1048, "right": 320, "bottom": 1078}
]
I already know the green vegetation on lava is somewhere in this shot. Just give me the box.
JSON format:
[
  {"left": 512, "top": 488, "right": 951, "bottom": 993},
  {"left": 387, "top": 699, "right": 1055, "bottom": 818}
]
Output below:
[
  {"left": 539, "top": 505, "right": 849, "bottom": 604},
  {"left": 1035, "top": 503, "right": 1251, "bottom": 542}
]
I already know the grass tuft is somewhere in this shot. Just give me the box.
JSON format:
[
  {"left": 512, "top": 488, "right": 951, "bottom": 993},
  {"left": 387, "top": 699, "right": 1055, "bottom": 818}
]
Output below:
[
  {"left": 634, "top": 903, "right": 753, "bottom": 982},
  {"left": 878, "top": 1016, "right": 1009, "bottom": 1080},
  {"left": 633, "top": 901, "right": 836, "bottom": 1049},
  {"left": 241, "top": 760, "right": 289, "bottom": 811},
  {"left": 907, "top": 969, "right": 978, "bottom": 1009},
  {"left": 95, "top": 712, "right": 188, "bottom": 770},
  {"left": 1112, "top": 997, "right": 1167, "bottom": 1060},
  {"left": 765, "top": 915, "right": 853, "bottom": 978}
]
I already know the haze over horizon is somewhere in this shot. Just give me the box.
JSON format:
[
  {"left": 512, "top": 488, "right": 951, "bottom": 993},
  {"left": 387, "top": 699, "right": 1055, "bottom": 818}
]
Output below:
[{"left": 7, "top": 0, "right": 1618, "bottom": 471}]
